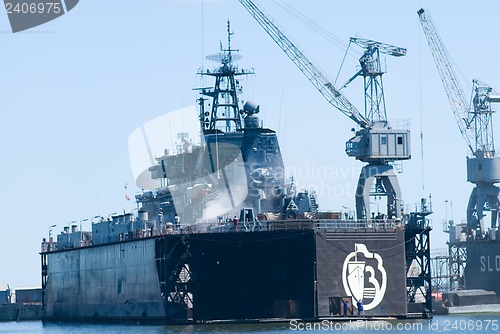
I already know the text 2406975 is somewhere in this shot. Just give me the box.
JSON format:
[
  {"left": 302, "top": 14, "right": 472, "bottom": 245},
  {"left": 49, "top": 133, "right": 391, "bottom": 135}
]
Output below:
[{"left": 5, "top": 2, "right": 61, "bottom": 14}]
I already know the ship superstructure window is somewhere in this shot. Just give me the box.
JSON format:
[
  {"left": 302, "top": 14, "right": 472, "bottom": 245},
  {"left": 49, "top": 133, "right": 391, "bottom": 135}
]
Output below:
[
  {"left": 397, "top": 136, "right": 403, "bottom": 145},
  {"left": 381, "top": 137, "right": 387, "bottom": 145}
]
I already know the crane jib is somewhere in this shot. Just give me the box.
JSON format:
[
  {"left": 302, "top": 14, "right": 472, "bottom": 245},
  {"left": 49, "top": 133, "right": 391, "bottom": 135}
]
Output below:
[{"left": 238, "top": 0, "right": 368, "bottom": 127}]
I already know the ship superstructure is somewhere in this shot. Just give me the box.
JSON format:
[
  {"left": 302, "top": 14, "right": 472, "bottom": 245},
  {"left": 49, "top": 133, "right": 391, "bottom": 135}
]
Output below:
[{"left": 134, "top": 21, "right": 309, "bottom": 230}]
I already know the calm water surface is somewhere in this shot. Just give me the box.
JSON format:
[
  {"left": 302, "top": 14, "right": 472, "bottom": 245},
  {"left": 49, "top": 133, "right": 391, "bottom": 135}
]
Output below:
[{"left": 0, "top": 315, "right": 498, "bottom": 333}]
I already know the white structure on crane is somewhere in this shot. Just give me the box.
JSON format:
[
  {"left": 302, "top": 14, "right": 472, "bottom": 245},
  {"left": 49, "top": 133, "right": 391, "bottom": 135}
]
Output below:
[
  {"left": 418, "top": 8, "right": 500, "bottom": 237},
  {"left": 239, "top": 0, "right": 410, "bottom": 219}
]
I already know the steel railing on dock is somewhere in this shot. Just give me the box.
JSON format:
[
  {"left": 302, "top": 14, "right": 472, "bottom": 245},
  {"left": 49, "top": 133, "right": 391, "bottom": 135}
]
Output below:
[
  {"left": 42, "top": 218, "right": 402, "bottom": 252},
  {"left": 267, "top": 219, "right": 400, "bottom": 231}
]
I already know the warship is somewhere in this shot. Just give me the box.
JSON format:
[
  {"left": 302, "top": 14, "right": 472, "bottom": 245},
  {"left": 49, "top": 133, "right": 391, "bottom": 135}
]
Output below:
[{"left": 40, "top": 22, "right": 432, "bottom": 323}]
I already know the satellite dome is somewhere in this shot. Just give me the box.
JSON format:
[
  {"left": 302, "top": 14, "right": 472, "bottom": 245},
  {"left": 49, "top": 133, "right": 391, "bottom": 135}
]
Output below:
[{"left": 243, "top": 100, "right": 260, "bottom": 115}]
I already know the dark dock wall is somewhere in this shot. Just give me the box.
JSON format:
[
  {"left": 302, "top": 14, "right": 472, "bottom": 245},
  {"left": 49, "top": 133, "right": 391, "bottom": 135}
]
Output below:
[
  {"left": 188, "top": 230, "right": 316, "bottom": 321},
  {"left": 42, "top": 227, "right": 410, "bottom": 323},
  {"left": 315, "top": 229, "right": 407, "bottom": 317},
  {"left": 43, "top": 238, "right": 166, "bottom": 320},
  {"left": 0, "top": 303, "right": 42, "bottom": 321},
  {"left": 464, "top": 240, "right": 500, "bottom": 295}
]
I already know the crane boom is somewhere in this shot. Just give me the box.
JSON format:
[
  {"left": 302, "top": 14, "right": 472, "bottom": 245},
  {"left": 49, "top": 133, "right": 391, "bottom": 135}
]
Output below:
[
  {"left": 417, "top": 8, "right": 474, "bottom": 154},
  {"left": 419, "top": 8, "right": 500, "bottom": 238},
  {"left": 238, "top": 0, "right": 369, "bottom": 128},
  {"left": 239, "top": 0, "right": 411, "bottom": 221}
]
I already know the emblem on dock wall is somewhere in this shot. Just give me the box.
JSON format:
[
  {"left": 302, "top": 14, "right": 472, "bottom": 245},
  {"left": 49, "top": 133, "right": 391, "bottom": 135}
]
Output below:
[{"left": 342, "top": 243, "right": 387, "bottom": 310}]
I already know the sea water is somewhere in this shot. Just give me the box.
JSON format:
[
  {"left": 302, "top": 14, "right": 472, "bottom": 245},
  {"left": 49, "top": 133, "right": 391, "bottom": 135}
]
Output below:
[{"left": 0, "top": 314, "right": 498, "bottom": 333}]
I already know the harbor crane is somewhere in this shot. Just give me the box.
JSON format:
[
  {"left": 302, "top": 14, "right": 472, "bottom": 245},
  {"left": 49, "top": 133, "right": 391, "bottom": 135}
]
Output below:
[
  {"left": 418, "top": 8, "right": 500, "bottom": 237},
  {"left": 238, "top": 0, "right": 410, "bottom": 219}
]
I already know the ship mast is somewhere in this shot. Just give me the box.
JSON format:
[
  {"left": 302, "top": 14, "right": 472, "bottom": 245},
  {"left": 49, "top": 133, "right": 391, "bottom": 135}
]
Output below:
[{"left": 197, "top": 20, "right": 254, "bottom": 134}]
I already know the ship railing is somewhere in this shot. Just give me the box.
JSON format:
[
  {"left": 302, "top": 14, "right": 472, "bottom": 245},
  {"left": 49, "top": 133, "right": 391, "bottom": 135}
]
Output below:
[
  {"left": 266, "top": 220, "right": 315, "bottom": 231},
  {"left": 41, "top": 219, "right": 401, "bottom": 250},
  {"left": 174, "top": 218, "right": 401, "bottom": 234},
  {"left": 266, "top": 219, "right": 400, "bottom": 231},
  {"left": 316, "top": 219, "right": 400, "bottom": 230}
]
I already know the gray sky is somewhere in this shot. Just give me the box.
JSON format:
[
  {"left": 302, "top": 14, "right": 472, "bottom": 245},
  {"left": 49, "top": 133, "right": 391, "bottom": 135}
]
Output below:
[{"left": 1, "top": 0, "right": 498, "bottom": 287}]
